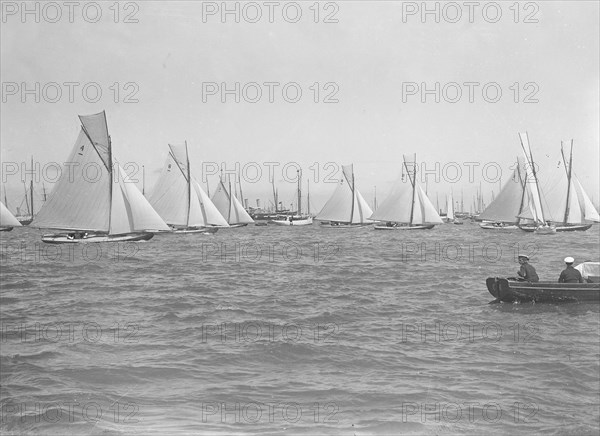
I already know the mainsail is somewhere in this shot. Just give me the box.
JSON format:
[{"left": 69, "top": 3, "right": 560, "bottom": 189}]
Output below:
[
  {"left": 518, "top": 132, "right": 546, "bottom": 225},
  {"left": 32, "top": 111, "right": 169, "bottom": 233},
  {"left": 211, "top": 178, "right": 254, "bottom": 225},
  {"left": 573, "top": 176, "right": 600, "bottom": 222},
  {"left": 369, "top": 154, "right": 443, "bottom": 225},
  {"left": 1, "top": 201, "right": 22, "bottom": 227},
  {"left": 517, "top": 139, "right": 600, "bottom": 225},
  {"left": 149, "top": 143, "right": 229, "bottom": 227},
  {"left": 479, "top": 160, "right": 526, "bottom": 223},
  {"left": 316, "top": 164, "right": 373, "bottom": 223}
]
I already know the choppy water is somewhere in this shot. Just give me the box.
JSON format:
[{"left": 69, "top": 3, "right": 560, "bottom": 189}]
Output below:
[{"left": 1, "top": 223, "right": 599, "bottom": 435}]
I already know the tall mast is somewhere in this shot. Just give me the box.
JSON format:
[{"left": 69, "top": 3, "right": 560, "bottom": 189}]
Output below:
[
  {"left": 561, "top": 140, "right": 574, "bottom": 225},
  {"left": 374, "top": 186, "right": 377, "bottom": 211},
  {"left": 3, "top": 186, "right": 8, "bottom": 209},
  {"left": 42, "top": 183, "right": 47, "bottom": 202},
  {"left": 349, "top": 166, "right": 355, "bottom": 223},
  {"left": 525, "top": 134, "right": 545, "bottom": 223},
  {"left": 297, "top": 169, "right": 302, "bottom": 215},
  {"left": 30, "top": 156, "right": 34, "bottom": 216},
  {"left": 23, "top": 182, "right": 29, "bottom": 215},
  {"left": 408, "top": 154, "right": 417, "bottom": 225},
  {"left": 238, "top": 173, "right": 245, "bottom": 209},
  {"left": 228, "top": 176, "right": 234, "bottom": 223},
  {"left": 142, "top": 165, "right": 145, "bottom": 196},
  {"left": 307, "top": 179, "right": 310, "bottom": 215},
  {"left": 185, "top": 141, "right": 191, "bottom": 227},
  {"left": 272, "top": 177, "right": 277, "bottom": 212},
  {"left": 106, "top": 114, "right": 113, "bottom": 234},
  {"left": 445, "top": 194, "right": 448, "bottom": 216},
  {"left": 516, "top": 159, "right": 526, "bottom": 222}
]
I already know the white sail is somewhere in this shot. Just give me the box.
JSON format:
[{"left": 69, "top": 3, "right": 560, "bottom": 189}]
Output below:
[
  {"left": 518, "top": 132, "right": 546, "bottom": 224},
  {"left": 414, "top": 185, "right": 444, "bottom": 224},
  {"left": 1, "top": 201, "right": 22, "bottom": 227},
  {"left": 446, "top": 194, "right": 455, "bottom": 220},
  {"left": 79, "top": 112, "right": 111, "bottom": 170},
  {"left": 112, "top": 164, "right": 170, "bottom": 232},
  {"left": 316, "top": 164, "right": 373, "bottom": 223},
  {"left": 211, "top": 179, "right": 254, "bottom": 225},
  {"left": 521, "top": 142, "right": 597, "bottom": 226},
  {"left": 369, "top": 155, "right": 442, "bottom": 225},
  {"left": 316, "top": 179, "right": 348, "bottom": 221},
  {"left": 368, "top": 176, "right": 413, "bottom": 223},
  {"left": 191, "top": 179, "right": 230, "bottom": 227},
  {"left": 149, "top": 144, "right": 228, "bottom": 228},
  {"left": 32, "top": 111, "right": 169, "bottom": 233},
  {"left": 573, "top": 176, "right": 600, "bottom": 222},
  {"left": 353, "top": 189, "right": 373, "bottom": 223},
  {"left": 32, "top": 129, "right": 111, "bottom": 231},
  {"left": 479, "top": 163, "right": 525, "bottom": 223},
  {"left": 148, "top": 146, "right": 189, "bottom": 226},
  {"left": 564, "top": 178, "right": 583, "bottom": 224}
]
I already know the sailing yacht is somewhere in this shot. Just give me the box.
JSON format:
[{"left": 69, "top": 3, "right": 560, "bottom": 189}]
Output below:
[
  {"left": 149, "top": 143, "right": 228, "bottom": 233},
  {"left": 479, "top": 159, "right": 526, "bottom": 230},
  {"left": 0, "top": 201, "right": 22, "bottom": 231},
  {"left": 211, "top": 176, "right": 254, "bottom": 227},
  {"left": 443, "top": 193, "right": 462, "bottom": 224},
  {"left": 315, "top": 164, "right": 373, "bottom": 228},
  {"left": 516, "top": 133, "right": 556, "bottom": 234},
  {"left": 31, "top": 111, "right": 170, "bottom": 243},
  {"left": 518, "top": 134, "right": 598, "bottom": 233},
  {"left": 370, "top": 154, "right": 443, "bottom": 230},
  {"left": 271, "top": 169, "right": 313, "bottom": 226}
]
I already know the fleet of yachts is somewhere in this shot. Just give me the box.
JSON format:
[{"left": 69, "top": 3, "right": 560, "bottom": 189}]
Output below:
[{"left": 1, "top": 112, "right": 599, "bottom": 242}]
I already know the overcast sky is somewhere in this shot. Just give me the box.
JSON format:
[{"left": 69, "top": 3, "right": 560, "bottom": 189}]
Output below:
[{"left": 1, "top": 1, "right": 599, "bottom": 212}]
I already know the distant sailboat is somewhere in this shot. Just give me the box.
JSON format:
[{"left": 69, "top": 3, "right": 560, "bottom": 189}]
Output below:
[
  {"left": 149, "top": 142, "right": 229, "bottom": 233},
  {"left": 445, "top": 194, "right": 455, "bottom": 222},
  {"left": 211, "top": 176, "right": 254, "bottom": 227},
  {"left": 516, "top": 132, "right": 556, "bottom": 234},
  {"left": 271, "top": 169, "right": 313, "bottom": 226},
  {"left": 444, "top": 193, "right": 462, "bottom": 224},
  {"left": 32, "top": 111, "right": 170, "bottom": 243},
  {"left": 370, "top": 154, "right": 443, "bottom": 230},
  {"left": 518, "top": 135, "right": 598, "bottom": 233},
  {"left": 315, "top": 164, "right": 373, "bottom": 228},
  {"left": 479, "top": 159, "right": 526, "bottom": 230},
  {"left": 1, "top": 201, "right": 22, "bottom": 231},
  {"left": 15, "top": 157, "right": 35, "bottom": 225},
  {"left": 544, "top": 141, "right": 598, "bottom": 230}
]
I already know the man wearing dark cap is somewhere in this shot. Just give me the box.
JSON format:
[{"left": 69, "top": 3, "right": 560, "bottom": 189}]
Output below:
[
  {"left": 517, "top": 255, "right": 539, "bottom": 282},
  {"left": 559, "top": 257, "right": 583, "bottom": 283}
]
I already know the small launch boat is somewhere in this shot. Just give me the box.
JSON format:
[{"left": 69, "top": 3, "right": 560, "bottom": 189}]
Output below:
[{"left": 486, "top": 277, "right": 600, "bottom": 303}]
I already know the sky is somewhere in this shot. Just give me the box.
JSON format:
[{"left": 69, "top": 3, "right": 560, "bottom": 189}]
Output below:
[{"left": 1, "top": 1, "right": 599, "bottom": 214}]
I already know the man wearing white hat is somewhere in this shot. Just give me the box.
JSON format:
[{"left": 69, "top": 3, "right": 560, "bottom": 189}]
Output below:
[{"left": 559, "top": 257, "right": 583, "bottom": 283}]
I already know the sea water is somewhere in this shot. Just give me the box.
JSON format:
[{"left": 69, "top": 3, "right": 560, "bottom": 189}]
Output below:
[{"left": 1, "top": 223, "right": 599, "bottom": 435}]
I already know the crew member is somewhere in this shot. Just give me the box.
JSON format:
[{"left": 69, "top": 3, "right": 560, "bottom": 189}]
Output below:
[
  {"left": 517, "top": 255, "right": 539, "bottom": 282},
  {"left": 559, "top": 257, "right": 583, "bottom": 283}
]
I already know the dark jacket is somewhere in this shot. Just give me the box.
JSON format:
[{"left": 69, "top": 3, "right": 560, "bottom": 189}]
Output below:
[
  {"left": 559, "top": 265, "right": 583, "bottom": 283},
  {"left": 518, "top": 263, "right": 539, "bottom": 282}
]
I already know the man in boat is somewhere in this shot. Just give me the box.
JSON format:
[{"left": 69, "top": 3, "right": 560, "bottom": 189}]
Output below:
[
  {"left": 517, "top": 255, "right": 539, "bottom": 282},
  {"left": 559, "top": 257, "right": 583, "bottom": 283}
]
